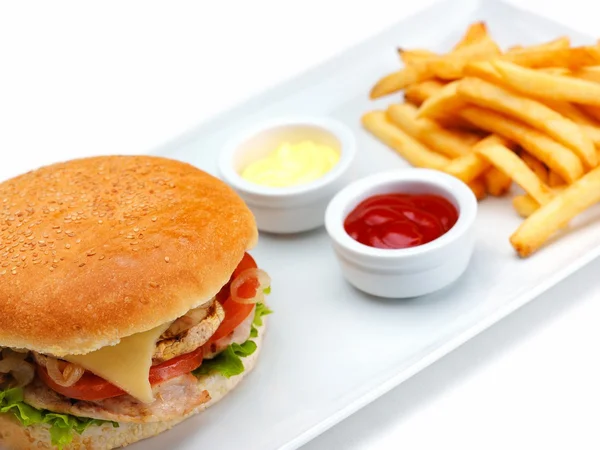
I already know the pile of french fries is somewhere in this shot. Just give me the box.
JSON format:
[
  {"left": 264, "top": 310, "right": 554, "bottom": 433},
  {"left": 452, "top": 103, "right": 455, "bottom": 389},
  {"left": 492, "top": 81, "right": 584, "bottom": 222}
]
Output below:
[{"left": 364, "top": 21, "right": 600, "bottom": 258}]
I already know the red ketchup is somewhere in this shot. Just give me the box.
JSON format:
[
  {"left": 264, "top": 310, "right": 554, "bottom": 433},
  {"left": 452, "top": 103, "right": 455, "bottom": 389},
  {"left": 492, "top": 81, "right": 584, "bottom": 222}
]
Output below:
[{"left": 344, "top": 193, "right": 458, "bottom": 249}]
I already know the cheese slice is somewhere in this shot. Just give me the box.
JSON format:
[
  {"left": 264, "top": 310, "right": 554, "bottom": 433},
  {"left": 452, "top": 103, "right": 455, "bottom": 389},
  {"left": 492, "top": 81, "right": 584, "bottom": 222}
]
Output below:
[{"left": 64, "top": 322, "right": 171, "bottom": 404}]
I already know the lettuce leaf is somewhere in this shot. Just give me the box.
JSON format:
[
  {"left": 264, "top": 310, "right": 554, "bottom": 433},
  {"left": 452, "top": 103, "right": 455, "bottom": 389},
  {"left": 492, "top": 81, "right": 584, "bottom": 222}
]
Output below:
[
  {"left": 195, "top": 302, "right": 272, "bottom": 378},
  {"left": 253, "top": 302, "right": 273, "bottom": 328},
  {"left": 250, "top": 302, "right": 273, "bottom": 338},
  {"left": 194, "top": 340, "right": 257, "bottom": 378},
  {"left": 0, "top": 387, "right": 117, "bottom": 450}
]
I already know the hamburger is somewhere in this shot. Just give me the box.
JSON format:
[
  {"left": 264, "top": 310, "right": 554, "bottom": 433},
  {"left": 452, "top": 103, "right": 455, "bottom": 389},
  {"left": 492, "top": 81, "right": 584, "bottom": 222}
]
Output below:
[{"left": 0, "top": 155, "right": 272, "bottom": 449}]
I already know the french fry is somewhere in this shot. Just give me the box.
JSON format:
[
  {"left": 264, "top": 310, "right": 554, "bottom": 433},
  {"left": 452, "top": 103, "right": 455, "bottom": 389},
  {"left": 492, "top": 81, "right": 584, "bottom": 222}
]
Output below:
[
  {"left": 361, "top": 111, "right": 450, "bottom": 169},
  {"left": 544, "top": 100, "right": 600, "bottom": 145},
  {"left": 584, "top": 126, "right": 600, "bottom": 146},
  {"left": 417, "top": 80, "right": 464, "bottom": 119},
  {"left": 505, "top": 36, "right": 570, "bottom": 54},
  {"left": 427, "top": 37, "right": 501, "bottom": 79},
  {"left": 468, "top": 177, "right": 487, "bottom": 201},
  {"left": 539, "top": 67, "right": 571, "bottom": 75},
  {"left": 503, "top": 45, "right": 600, "bottom": 70},
  {"left": 444, "top": 153, "right": 489, "bottom": 183},
  {"left": 442, "top": 135, "right": 507, "bottom": 183},
  {"left": 476, "top": 144, "right": 554, "bottom": 205},
  {"left": 510, "top": 164, "right": 600, "bottom": 257},
  {"left": 491, "top": 60, "right": 600, "bottom": 106},
  {"left": 456, "top": 77, "right": 597, "bottom": 168},
  {"left": 404, "top": 79, "right": 445, "bottom": 106},
  {"left": 454, "top": 131, "right": 483, "bottom": 146},
  {"left": 386, "top": 103, "right": 473, "bottom": 158},
  {"left": 571, "top": 65, "right": 600, "bottom": 83},
  {"left": 548, "top": 171, "right": 565, "bottom": 187},
  {"left": 484, "top": 166, "right": 512, "bottom": 196},
  {"left": 398, "top": 48, "right": 438, "bottom": 66},
  {"left": 370, "top": 64, "right": 434, "bottom": 99},
  {"left": 512, "top": 195, "right": 539, "bottom": 218},
  {"left": 458, "top": 105, "right": 584, "bottom": 183},
  {"left": 462, "top": 60, "right": 503, "bottom": 84},
  {"left": 544, "top": 100, "right": 599, "bottom": 126},
  {"left": 453, "top": 21, "right": 490, "bottom": 50},
  {"left": 371, "top": 34, "right": 503, "bottom": 98},
  {"left": 578, "top": 105, "right": 600, "bottom": 123},
  {"left": 520, "top": 152, "right": 549, "bottom": 184}
]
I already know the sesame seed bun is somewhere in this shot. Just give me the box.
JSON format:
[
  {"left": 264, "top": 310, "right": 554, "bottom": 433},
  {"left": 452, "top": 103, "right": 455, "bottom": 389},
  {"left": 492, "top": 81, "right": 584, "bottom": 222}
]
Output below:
[
  {"left": 0, "top": 155, "right": 258, "bottom": 356},
  {"left": 0, "top": 319, "right": 266, "bottom": 450}
]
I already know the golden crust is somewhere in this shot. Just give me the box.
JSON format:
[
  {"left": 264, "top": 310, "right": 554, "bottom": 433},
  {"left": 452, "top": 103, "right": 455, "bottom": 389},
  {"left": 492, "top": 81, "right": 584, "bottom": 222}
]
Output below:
[
  {"left": 0, "top": 155, "right": 257, "bottom": 356},
  {"left": 0, "top": 319, "right": 267, "bottom": 450}
]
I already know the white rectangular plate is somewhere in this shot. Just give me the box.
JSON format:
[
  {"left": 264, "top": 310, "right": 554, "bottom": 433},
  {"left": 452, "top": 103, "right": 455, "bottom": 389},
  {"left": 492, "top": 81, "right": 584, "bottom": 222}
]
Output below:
[{"left": 138, "top": 1, "right": 600, "bottom": 449}]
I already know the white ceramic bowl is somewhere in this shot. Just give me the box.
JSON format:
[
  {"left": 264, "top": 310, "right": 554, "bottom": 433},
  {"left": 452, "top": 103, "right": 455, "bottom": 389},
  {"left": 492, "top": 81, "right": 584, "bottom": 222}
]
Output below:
[
  {"left": 325, "top": 168, "right": 478, "bottom": 298},
  {"left": 218, "top": 117, "right": 356, "bottom": 234}
]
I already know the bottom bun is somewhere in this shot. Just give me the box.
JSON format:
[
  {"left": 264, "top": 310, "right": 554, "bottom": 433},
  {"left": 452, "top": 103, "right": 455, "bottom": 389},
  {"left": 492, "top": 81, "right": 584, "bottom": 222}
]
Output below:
[{"left": 0, "top": 319, "right": 266, "bottom": 450}]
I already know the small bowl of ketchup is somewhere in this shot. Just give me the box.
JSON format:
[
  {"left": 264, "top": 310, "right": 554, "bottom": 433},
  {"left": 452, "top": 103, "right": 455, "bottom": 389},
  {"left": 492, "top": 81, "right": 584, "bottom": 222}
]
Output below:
[{"left": 325, "top": 168, "right": 477, "bottom": 298}]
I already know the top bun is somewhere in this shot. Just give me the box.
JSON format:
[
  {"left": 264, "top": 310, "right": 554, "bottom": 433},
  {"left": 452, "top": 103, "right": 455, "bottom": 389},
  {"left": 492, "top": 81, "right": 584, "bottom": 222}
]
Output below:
[{"left": 0, "top": 155, "right": 257, "bottom": 356}]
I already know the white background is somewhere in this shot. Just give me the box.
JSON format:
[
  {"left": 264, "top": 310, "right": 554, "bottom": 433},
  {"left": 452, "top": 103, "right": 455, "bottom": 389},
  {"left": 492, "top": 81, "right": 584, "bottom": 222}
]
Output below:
[{"left": 1, "top": 0, "right": 599, "bottom": 449}]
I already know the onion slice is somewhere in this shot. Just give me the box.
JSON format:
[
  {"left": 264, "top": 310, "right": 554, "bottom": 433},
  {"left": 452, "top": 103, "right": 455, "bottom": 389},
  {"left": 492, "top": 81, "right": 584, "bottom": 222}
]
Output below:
[
  {"left": 230, "top": 268, "right": 271, "bottom": 304},
  {"left": 35, "top": 353, "right": 85, "bottom": 387},
  {"left": 0, "top": 349, "right": 35, "bottom": 388}
]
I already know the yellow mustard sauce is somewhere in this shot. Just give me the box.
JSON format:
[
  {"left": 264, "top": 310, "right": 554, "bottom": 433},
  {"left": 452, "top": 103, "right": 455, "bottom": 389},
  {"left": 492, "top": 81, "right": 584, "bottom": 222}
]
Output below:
[{"left": 241, "top": 141, "right": 340, "bottom": 187}]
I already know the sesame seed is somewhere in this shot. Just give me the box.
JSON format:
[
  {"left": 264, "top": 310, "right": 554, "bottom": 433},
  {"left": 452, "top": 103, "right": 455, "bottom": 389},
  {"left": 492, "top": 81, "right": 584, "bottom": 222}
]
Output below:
[
  {"left": 151, "top": 216, "right": 157, "bottom": 222},
  {"left": 164, "top": 256, "right": 170, "bottom": 263},
  {"left": 149, "top": 281, "right": 159, "bottom": 288},
  {"left": 79, "top": 262, "right": 85, "bottom": 267},
  {"left": 99, "top": 255, "right": 105, "bottom": 260},
  {"left": 87, "top": 249, "right": 96, "bottom": 256},
  {"left": 65, "top": 243, "right": 71, "bottom": 249}
]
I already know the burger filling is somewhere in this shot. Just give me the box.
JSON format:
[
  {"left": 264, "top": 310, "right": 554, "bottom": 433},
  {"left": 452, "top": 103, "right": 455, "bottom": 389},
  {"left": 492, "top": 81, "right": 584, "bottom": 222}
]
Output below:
[{"left": 0, "top": 252, "right": 272, "bottom": 450}]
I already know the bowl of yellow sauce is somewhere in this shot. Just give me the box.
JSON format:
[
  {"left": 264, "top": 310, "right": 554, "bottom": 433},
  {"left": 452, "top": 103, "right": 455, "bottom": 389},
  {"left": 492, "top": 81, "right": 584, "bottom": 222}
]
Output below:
[{"left": 218, "top": 117, "right": 356, "bottom": 234}]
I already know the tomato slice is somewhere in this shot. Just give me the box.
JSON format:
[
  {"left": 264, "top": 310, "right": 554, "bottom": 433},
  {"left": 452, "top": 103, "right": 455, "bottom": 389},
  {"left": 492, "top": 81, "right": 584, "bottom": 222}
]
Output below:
[
  {"left": 149, "top": 346, "right": 204, "bottom": 385},
  {"left": 211, "top": 253, "right": 259, "bottom": 342},
  {"left": 209, "top": 297, "right": 254, "bottom": 343},
  {"left": 38, "top": 366, "right": 124, "bottom": 401},
  {"left": 216, "top": 252, "right": 259, "bottom": 302},
  {"left": 37, "top": 347, "right": 204, "bottom": 402}
]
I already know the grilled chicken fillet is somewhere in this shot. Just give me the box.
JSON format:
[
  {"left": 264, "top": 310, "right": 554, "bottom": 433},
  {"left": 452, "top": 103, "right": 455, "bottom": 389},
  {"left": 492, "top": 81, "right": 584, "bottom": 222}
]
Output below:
[{"left": 153, "top": 300, "right": 225, "bottom": 363}]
